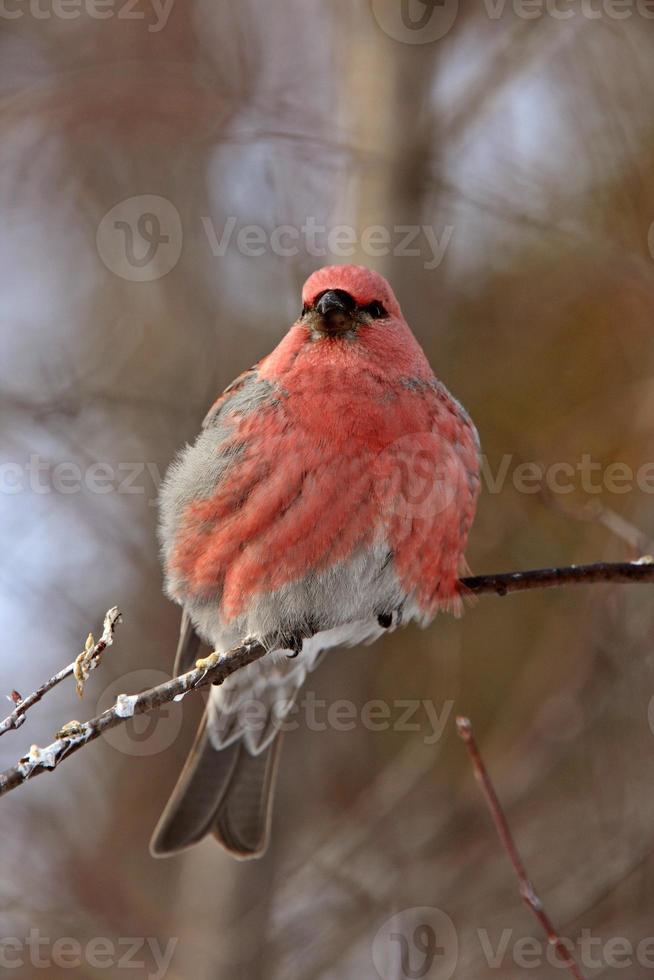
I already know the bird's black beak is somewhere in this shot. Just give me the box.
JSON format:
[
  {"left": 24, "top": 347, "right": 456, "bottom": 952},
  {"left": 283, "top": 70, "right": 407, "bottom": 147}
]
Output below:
[{"left": 314, "top": 290, "right": 356, "bottom": 335}]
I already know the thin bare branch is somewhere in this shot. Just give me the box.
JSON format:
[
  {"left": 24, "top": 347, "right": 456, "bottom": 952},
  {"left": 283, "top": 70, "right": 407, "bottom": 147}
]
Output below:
[
  {"left": 0, "top": 607, "right": 122, "bottom": 738},
  {"left": 2, "top": 558, "right": 654, "bottom": 801},
  {"left": 456, "top": 716, "right": 586, "bottom": 980},
  {"left": 461, "top": 558, "right": 654, "bottom": 597},
  {"left": 0, "top": 639, "right": 268, "bottom": 798}
]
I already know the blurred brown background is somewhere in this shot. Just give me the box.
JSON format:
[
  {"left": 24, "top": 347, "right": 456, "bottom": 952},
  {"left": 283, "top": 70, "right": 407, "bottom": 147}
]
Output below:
[{"left": 2, "top": 1, "right": 654, "bottom": 977}]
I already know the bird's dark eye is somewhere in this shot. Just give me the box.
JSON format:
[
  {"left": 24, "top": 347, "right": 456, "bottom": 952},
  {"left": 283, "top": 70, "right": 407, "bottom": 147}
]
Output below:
[{"left": 361, "top": 300, "right": 387, "bottom": 319}]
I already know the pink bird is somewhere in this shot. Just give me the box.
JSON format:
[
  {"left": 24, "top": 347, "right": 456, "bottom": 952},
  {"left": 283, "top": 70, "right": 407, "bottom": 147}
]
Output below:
[{"left": 151, "top": 264, "right": 480, "bottom": 859}]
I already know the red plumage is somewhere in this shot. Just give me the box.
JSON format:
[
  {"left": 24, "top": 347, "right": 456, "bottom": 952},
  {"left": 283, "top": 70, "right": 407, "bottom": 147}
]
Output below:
[
  {"left": 170, "top": 265, "right": 479, "bottom": 621},
  {"left": 152, "top": 265, "right": 480, "bottom": 859}
]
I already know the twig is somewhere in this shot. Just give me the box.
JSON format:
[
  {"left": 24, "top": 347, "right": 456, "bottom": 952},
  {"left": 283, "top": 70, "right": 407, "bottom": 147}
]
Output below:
[
  {"left": 2, "top": 558, "right": 654, "bottom": 801},
  {"left": 0, "top": 638, "right": 268, "bottom": 798},
  {"left": 0, "top": 607, "right": 122, "bottom": 738},
  {"left": 461, "top": 558, "right": 654, "bottom": 597},
  {"left": 456, "top": 716, "right": 586, "bottom": 980}
]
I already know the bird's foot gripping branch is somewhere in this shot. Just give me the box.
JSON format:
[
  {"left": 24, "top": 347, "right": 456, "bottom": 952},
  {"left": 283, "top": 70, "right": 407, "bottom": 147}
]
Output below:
[{"left": 2, "top": 557, "right": 654, "bottom": 798}]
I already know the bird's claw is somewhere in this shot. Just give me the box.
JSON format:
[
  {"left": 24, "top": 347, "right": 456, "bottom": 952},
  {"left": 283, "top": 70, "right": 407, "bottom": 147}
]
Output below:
[{"left": 286, "top": 636, "right": 303, "bottom": 659}]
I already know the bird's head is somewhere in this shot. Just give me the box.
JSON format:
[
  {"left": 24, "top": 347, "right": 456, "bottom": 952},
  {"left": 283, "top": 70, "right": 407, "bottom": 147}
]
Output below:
[
  {"left": 300, "top": 265, "right": 402, "bottom": 339},
  {"left": 260, "top": 263, "right": 431, "bottom": 381}
]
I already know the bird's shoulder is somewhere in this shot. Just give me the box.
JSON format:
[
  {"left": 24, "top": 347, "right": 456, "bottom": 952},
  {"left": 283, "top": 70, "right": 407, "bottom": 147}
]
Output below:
[
  {"left": 202, "top": 361, "right": 272, "bottom": 429},
  {"left": 394, "top": 375, "right": 480, "bottom": 450}
]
